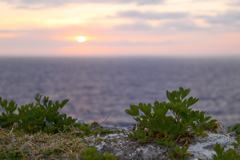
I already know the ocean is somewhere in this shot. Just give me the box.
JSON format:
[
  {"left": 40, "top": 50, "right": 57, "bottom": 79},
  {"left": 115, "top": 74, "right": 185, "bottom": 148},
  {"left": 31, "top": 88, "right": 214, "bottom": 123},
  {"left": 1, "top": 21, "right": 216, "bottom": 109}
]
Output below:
[{"left": 0, "top": 56, "right": 239, "bottom": 128}]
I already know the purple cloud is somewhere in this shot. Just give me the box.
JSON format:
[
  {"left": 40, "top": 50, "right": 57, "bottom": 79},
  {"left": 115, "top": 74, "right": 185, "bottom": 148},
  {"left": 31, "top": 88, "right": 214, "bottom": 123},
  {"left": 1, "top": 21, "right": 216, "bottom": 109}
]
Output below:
[
  {"left": 110, "top": 10, "right": 189, "bottom": 20},
  {"left": 0, "top": 0, "right": 165, "bottom": 9}
]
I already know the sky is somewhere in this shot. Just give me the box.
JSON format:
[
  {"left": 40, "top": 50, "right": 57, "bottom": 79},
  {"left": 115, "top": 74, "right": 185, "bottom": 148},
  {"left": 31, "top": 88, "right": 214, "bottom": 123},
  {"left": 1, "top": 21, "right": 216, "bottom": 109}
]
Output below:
[{"left": 0, "top": 0, "right": 240, "bottom": 57}]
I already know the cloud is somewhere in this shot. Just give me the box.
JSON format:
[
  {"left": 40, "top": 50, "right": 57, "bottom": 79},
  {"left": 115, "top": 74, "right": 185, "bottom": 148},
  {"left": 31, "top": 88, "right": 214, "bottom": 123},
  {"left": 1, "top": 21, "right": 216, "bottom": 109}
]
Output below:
[
  {"left": 0, "top": 0, "right": 165, "bottom": 9},
  {"left": 112, "top": 21, "right": 206, "bottom": 33},
  {"left": 227, "top": 1, "right": 240, "bottom": 6},
  {"left": 195, "top": 11, "right": 240, "bottom": 32},
  {"left": 110, "top": 10, "right": 189, "bottom": 20},
  {"left": 203, "top": 11, "right": 240, "bottom": 24},
  {"left": 84, "top": 40, "right": 174, "bottom": 46},
  {"left": 159, "top": 21, "right": 205, "bottom": 32},
  {"left": 0, "top": 37, "right": 173, "bottom": 49},
  {"left": 0, "top": 28, "right": 174, "bottom": 49},
  {"left": 0, "top": 37, "right": 72, "bottom": 48},
  {"left": 113, "top": 22, "right": 154, "bottom": 31}
]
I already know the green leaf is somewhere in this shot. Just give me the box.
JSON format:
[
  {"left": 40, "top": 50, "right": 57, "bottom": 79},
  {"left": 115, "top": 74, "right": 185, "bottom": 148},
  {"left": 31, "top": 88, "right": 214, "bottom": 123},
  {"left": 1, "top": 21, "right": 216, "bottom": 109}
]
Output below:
[
  {"left": 155, "top": 107, "right": 168, "bottom": 118},
  {"left": 205, "top": 119, "right": 218, "bottom": 128},
  {"left": 169, "top": 146, "right": 190, "bottom": 159},
  {"left": 170, "top": 140, "right": 175, "bottom": 147},
  {"left": 235, "top": 128, "right": 240, "bottom": 135},
  {"left": 181, "top": 146, "right": 189, "bottom": 154},
  {"left": 60, "top": 99, "right": 69, "bottom": 108},
  {"left": 154, "top": 100, "right": 160, "bottom": 109},
  {"left": 8, "top": 100, "right": 17, "bottom": 113},
  {"left": 166, "top": 90, "right": 174, "bottom": 102},
  {"left": 213, "top": 143, "right": 224, "bottom": 156},
  {"left": 235, "top": 136, "right": 240, "bottom": 144},
  {"left": 47, "top": 100, "right": 52, "bottom": 109},
  {"left": 43, "top": 96, "right": 49, "bottom": 106},
  {"left": 155, "top": 138, "right": 165, "bottom": 145},
  {"left": 153, "top": 101, "right": 166, "bottom": 113},
  {"left": 180, "top": 87, "right": 191, "bottom": 100},
  {"left": 139, "top": 103, "right": 152, "bottom": 116},
  {"left": 125, "top": 105, "right": 139, "bottom": 116},
  {"left": 81, "top": 147, "right": 103, "bottom": 160},
  {"left": 204, "top": 116, "right": 212, "bottom": 122},
  {"left": 103, "top": 151, "right": 117, "bottom": 160},
  {"left": 178, "top": 111, "right": 187, "bottom": 122},
  {"left": 1, "top": 99, "right": 8, "bottom": 108},
  {"left": 187, "top": 97, "right": 199, "bottom": 107}
]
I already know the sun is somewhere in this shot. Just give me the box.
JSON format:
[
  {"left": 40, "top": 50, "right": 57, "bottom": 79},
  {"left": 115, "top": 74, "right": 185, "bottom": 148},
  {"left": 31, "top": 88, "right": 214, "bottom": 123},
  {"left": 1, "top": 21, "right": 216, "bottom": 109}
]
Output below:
[{"left": 76, "top": 36, "right": 86, "bottom": 42}]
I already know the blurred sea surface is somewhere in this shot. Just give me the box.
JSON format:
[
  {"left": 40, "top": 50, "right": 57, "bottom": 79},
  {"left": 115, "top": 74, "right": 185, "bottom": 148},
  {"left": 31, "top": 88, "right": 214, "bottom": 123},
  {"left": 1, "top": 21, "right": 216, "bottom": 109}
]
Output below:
[{"left": 0, "top": 57, "right": 240, "bottom": 128}]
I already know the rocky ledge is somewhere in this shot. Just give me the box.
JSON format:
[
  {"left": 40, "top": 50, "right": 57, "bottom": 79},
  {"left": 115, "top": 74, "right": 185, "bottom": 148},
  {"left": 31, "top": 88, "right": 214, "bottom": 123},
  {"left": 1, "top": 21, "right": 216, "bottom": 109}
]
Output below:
[{"left": 77, "top": 119, "right": 240, "bottom": 160}]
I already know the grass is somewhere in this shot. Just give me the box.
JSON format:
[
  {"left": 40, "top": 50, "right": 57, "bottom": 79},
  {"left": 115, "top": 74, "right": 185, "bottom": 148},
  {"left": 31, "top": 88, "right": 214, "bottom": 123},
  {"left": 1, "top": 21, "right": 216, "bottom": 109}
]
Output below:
[{"left": 0, "top": 125, "right": 106, "bottom": 160}]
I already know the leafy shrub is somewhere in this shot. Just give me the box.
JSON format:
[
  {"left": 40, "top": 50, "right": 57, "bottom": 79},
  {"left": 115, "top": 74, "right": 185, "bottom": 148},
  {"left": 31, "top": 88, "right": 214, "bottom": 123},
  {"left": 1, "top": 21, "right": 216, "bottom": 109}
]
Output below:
[
  {"left": 0, "top": 93, "right": 81, "bottom": 134},
  {"left": 168, "top": 145, "right": 191, "bottom": 160},
  {"left": 0, "top": 97, "right": 19, "bottom": 129},
  {"left": 81, "top": 147, "right": 117, "bottom": 160},
  {"left": 228, "top": 123, "right": 240, "bottom": 134},
  {"left": 212, "top": 123, "right": 240, "bottom": 159},
  {"left": 212, "top": 140, "right": 240, "bottom": 160},
  {"left": 125, "top": 87, "right": 217, "bottom": 145}
]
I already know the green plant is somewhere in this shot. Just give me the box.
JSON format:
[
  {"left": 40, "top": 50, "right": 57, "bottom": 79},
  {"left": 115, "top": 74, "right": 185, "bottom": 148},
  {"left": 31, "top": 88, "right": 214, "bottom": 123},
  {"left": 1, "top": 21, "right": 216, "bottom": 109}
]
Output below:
[
  {"left": 0, "top": 93, "right": 81, "bottom": 134},
  {"left": 78, "top": 123, "right": 117, "bottom": 138},
  {"left": 128, "top": 128, "right": 151, "bottom": 143},
  {"left": 79, "top": 123, "right": 92, "bottom": 137},
  {"left": 232, "top": 136, "right": 240, "bottom": 147},
  {"left": 211, "top": 136, "right": 240, "bottom": 160},
  {"left": 0, "top": 97, "right": 18, "bottom": 128},
  {"left": 125, "top": 87, "right": 217, "bottom": 146},
  {"left": 169, "top": 145, "right": 191, "bottom": 160},
  {"left": 212, "top": 143, "right": 240, "bottom": 160},
  {"left": 91, "top": 121, "right": 99, "bottom": 125},
  {"left": 155, "top": 133, "right": 175, "bottom": 147},
  {"left": 228, "top": 123, "right": 240, "bottom": 134},
  {"left": 93, "top": 127, "right": 120, "bottom": 136},
  {"left": 81, "top": 147, "right": 117, "bottom": 160}
]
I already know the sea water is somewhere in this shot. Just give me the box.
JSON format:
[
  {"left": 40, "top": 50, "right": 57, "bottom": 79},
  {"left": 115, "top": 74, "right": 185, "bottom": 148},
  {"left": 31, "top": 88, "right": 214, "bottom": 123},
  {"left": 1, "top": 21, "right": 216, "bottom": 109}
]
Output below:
[{"left": 0, "top": 57, "right": 239, "bottom": 128}]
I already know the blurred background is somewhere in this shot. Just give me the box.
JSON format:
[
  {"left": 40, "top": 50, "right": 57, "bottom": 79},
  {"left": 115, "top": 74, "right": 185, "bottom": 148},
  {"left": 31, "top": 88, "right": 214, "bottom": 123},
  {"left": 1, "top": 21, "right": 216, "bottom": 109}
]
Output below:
[
  {"left": 0, "top": 57, "right": 239, "bottom": 128},
  {"left": 0, "top": 0, "right": 240, "bottom": 128}
]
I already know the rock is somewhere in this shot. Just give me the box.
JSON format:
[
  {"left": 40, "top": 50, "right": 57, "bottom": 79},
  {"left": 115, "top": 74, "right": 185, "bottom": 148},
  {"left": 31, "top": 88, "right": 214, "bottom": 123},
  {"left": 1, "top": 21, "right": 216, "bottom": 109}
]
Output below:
[
  {"left": 76, "top": 119, "right": 236, "bottom": 159},
  {"left": 204, "top": 122, "right": 227, "bottom": 135},
  {"left": 88, "top": 132, "right": 169, "bottom": 159},
  {"left": 101, "top": 124, "right": 134, "bottom": 132},
  {"left": 86, "top": 125, "right": 238, "bottom": 160},
  {"left": 75, "top": 118, "right": 86, "bottom": 124},
  {"left": 186, "top": 133, "right": 236, "bottom": 160}
]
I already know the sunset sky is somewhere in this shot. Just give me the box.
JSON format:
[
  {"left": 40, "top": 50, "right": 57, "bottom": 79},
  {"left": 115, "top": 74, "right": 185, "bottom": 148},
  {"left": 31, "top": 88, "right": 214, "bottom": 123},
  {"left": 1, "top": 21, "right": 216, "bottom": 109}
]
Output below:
[{"left": 0, "top": 0, "right": 240, "bottom": 57}]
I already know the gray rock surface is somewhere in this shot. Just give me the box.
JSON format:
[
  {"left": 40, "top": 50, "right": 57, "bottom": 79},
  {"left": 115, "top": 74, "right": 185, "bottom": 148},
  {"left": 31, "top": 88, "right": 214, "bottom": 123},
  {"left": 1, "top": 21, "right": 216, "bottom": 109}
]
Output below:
[
  {"left": 186, "top": 133, "right": 236, "bottom": 160},
  {"left": 75, "top": 118, "right": 86, "bottom": 124},
  {"left": 85, "top": 123, "right": 239, "bottom": 160}
]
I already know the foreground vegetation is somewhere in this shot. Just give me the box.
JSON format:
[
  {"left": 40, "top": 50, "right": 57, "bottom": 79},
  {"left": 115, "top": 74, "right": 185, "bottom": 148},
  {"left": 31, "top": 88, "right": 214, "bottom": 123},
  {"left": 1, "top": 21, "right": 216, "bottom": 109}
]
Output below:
[
  {"left": 1, "top": 88, "right": 240, "bottom": 159},
  {"left": 0, "top": 93, "right": 120, "bottom": 159}
]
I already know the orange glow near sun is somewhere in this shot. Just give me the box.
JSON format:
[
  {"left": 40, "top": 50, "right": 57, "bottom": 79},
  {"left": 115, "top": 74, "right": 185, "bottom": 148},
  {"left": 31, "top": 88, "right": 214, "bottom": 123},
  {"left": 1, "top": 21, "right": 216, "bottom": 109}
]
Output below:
[{"left": 76, "top": 36, "right": 86, "bottom": 42}]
